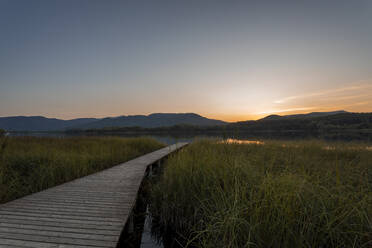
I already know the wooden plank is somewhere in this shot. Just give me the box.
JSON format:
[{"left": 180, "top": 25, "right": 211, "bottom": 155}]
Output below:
[
  {"left": 0, "top": 218, "right": 121, "bottom": 231},
  {"left": 0, "top": 208, "right": 126, "bottom": 220},
  {"left": 0, "top": 143, "right": 188, "bottom": 248},
  {"left": 2, "top": 204, "right": 128, "bottom": 216},
  {"left": 16, "top": 198, "right": 130, "bottom": 207},
  {"left": 4, "top": 201, "right": 130, "bottom": 211},
  {"left": 33, "top": 191, "right": 132, "bottom": 197},
  {"left": 0, "top": 211, "right": 124, "bottom": 222},
  {"left": 0, "top": 238, "right": 93, "bottom": 248},
  {"left": 0, "top": 214, "right": 124, "bottom": 226},
  {"left": 0, "top": 222, "right": 119, "bottom": 236},
  {"left": 0, "top": 227, "right": 117, "bottom": 242},
  {"left": 35, "top": 190, "right": 131, "bottom": 195},
  {"left": 0, "top": 233, "right": 117, "bottom": 247},
  {"left": 6, "top": 201, "right": 130, "bottom": 211},
  {"left": 15, "top": 196, "right": 131, "bottom": 204}
]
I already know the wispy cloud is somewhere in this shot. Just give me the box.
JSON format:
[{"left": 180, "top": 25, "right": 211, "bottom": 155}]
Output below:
[
  {"left": 328, "top": 101, "right": 370, "bottom": 109},
  {"left": 274, "top": 80, "right": 372, "bottom": 104},
  {"left": 260, "top": 80, "right": 372, "bottom": 116},
  {"left": 257, "top": 107, "right": 315, "bottom": 115},
  {"left": 331, "top": 93, "right": 372, "bottom": 101}
]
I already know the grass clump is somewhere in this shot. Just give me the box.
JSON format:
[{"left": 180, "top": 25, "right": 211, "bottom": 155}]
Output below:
[
  {"left": 150, "top": 139, "right": 372, "bottom": 248},
  {"left": 0, "top": 136, "right": 164, "bottom": 203}
]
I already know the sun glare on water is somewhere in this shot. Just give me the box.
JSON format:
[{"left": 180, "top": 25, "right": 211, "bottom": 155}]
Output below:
[
  {"left": 221, "top": 139, "right": 264, "bottom": 145},
  {"left": 220, "top": 140, "right": 372, "bottom": 151}
]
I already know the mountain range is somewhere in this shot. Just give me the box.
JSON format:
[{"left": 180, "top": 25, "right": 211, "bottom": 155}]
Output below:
[
  {"left": 0, "top": 113, "right": 226, "bottom": 131},
  {"left": 1, "top": 110, "right": 370, "bottom": 132},
  {"left": 233, "top": 111, "right": 372, "bottom": 133},
  {"left": 260, "top": 110, "right": 348, "bottom": 120}
]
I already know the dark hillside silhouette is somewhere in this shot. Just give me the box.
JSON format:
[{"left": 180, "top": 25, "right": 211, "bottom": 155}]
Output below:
[{"left": 0, "top": 113, "right": 226, "bottom": 131}]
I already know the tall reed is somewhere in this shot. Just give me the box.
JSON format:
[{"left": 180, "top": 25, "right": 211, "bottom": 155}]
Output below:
[
  {"left": 0, "top": 136, "right": 164, "bottom": 203},
  {"left": 150, "top": 139, "right": 372, "bottom": 247}
]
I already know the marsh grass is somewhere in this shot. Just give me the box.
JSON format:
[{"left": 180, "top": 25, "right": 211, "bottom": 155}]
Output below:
[
  {"left": 0, "top": 136, "right": 164, "bottom": 203},
  {"left": 150, "top": 139, "right": 372, "bottom": 247}
]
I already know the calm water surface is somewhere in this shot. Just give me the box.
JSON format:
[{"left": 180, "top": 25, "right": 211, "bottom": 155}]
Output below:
[{"left": 8, "top": 130, "right": 372, "bottom": 144}]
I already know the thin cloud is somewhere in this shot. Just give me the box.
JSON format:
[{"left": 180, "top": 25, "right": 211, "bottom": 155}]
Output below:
[
  {"left": 331, "top": 93, "right": 372, "bottom": 101},
  {"left": 274, "top": 80, "right": 372, "bottom": 104},
  {"left": 331, "top": 101, "right": 370, "bottom": 109},
  {"left": 257, "top": 107, "right": 315, "bottom": 115}
]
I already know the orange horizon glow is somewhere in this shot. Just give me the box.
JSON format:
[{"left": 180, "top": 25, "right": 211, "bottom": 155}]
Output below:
[
  {"left": 1, "top": 1, "right": 372, "bottom": 120},
  {"left": 1, "top": 80, "right": 371, "bottom": 122},
  {"left": 5, "top": 106, "right": 369, "bottom": 124},
  {"left": 209, "top": 108, "right": 364, "bottom": 122}
]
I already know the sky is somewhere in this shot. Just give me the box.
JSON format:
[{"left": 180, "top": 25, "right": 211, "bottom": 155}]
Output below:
[{"left": 0, "top": 0, "right": 371, "bottom": 122}]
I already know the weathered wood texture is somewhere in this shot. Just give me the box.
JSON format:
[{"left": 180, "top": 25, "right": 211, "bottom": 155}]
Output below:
[{"left": 0, "top": 143, "right": 188, "bottom": 248}]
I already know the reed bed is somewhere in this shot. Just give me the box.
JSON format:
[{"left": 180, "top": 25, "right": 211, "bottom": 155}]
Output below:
[
  {"left": 150, "top": 139, "right": 372, "bottom": 248},
  {"left": 0, "top": 136, "right": 164, "bottom": 203}
]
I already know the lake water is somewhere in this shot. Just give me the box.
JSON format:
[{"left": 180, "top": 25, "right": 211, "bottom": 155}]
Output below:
[{"left": 8, "top": 130, "right": 372, "bottom": 144}]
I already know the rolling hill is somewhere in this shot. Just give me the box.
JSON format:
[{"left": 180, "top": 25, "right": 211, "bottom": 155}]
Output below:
[
  {"left": 2, "top": 111, "right": 371, "bottom": 133},
  {"left": 260, "top": 110, "right": 348, "bottom": 120},
  {"left": 73, "top": 113, "right": 226, "bottom": 129},
  {"left": 0, "top": 116, "right": 99, "bottom": 131},
  {"left": 0, "top": 113, "right": 226, "bottom": 131},
  {"left": 234, "top": 111, "right": 372, "bottom": 132}
]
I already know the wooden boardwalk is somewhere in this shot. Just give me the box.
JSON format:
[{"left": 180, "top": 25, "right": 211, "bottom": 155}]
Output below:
[{"left": 0, "top": 143, "right": 188, "bottom": 248}]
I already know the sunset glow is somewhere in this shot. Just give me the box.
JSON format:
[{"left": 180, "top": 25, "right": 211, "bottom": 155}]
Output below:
[{"left": 1, "top": 0, "right": 371, "bottom": 121}]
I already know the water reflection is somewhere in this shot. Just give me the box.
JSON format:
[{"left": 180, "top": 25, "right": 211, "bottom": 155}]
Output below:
[
  {"left": 221, "top": 138, "right": 264, "bottom": 145},
  {"left": 218, "top": 139, "right": 372, "bottom": 152},
  {"left": 140, "top": 206, "right": 163, "bottom": 248},
  {"left": 222, "top": 141, "right": 372, "bottom": 151},
  {"left": 8, "top": 130, "right": 372, "bottom": 144}
]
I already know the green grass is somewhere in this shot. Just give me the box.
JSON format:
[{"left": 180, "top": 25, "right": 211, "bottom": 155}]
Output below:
[
  {"left": 150, "top": 139, "right": 372, "bottom": 248},
  {"left": 0, "top": 136, "right": 164, "bottom": 203}
]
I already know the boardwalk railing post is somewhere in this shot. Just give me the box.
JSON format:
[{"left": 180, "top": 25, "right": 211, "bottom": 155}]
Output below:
[
  {"left": 149, "top": 164, "right": 153, "bottom": 177},
  {"left": 128, "top": 214, "right": 134, "bottom": 234}
]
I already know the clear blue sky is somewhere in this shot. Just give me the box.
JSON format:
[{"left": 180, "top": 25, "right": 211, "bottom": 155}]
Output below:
[{"left": 1, "top": 0, "right": 371, "bottom": 121}]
